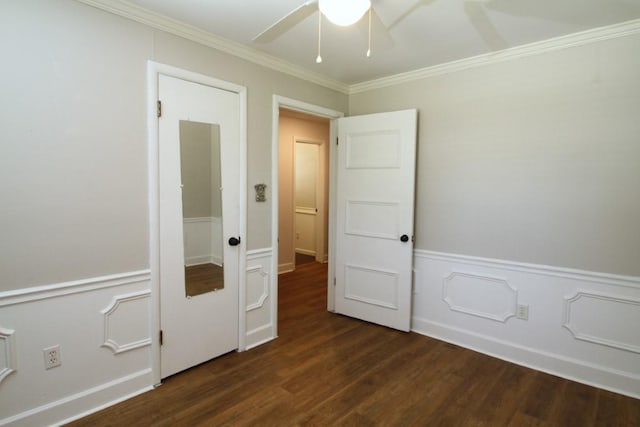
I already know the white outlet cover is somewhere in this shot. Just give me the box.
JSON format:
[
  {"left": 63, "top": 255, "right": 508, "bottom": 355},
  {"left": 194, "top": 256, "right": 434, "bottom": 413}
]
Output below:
[{"left": 43, "top": 345, "right": 61, "bottom": 369}]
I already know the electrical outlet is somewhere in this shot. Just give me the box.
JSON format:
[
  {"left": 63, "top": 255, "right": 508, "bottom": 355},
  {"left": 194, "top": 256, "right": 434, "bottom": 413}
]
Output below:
[
  {"left": 43, "top": 345, "right": 62, "bottom": 369},
  {"left": 516, "top": 304, "right": 529, "bottom": 320}
]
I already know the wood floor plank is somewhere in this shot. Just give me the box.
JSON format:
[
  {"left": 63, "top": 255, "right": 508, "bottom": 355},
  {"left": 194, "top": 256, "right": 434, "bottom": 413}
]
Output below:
[{"left": 67, "top": 262, "right": 640, "bottom": 426}]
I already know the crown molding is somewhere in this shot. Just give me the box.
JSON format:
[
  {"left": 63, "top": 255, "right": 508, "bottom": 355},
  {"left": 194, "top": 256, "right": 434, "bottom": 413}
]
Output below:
[
  {"left": 75, "top": 0, "right": 350, "bottom": 94},
  {"left": 349, "top": 18, "right": 640, "bottom": 94},
  {"left": 75, "top": 1, "right": 639, "bottom": 97}
]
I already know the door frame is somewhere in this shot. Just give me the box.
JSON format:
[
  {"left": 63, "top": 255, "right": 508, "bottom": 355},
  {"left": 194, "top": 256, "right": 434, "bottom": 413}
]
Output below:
[
  {"left": 271, "top": 96, "right": 343, "bottom": 336},
  {"left": 148, "top": 61, "right": 247, "bottom": 385}
]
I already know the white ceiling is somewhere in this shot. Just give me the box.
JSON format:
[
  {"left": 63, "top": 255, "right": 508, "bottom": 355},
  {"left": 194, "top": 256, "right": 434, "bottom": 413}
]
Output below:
[{"left": 124, "top": 0, "right": 640, "bottom": 84}]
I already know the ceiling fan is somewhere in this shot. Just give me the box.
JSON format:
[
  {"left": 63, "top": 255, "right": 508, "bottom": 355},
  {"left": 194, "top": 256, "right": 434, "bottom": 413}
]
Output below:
[
  {"left": 252, "top": 0, "right": 396, "bottom": 62},
  {"left": 253, "top": 0, "right": 374, "bottom": 43},
  {"left": 252, "top": 0, "right": 514, "bottom": 63}
]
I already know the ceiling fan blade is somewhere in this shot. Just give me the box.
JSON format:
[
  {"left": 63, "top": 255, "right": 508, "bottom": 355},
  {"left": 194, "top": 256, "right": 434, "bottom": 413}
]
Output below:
[
  {"left": 463, "top": 1, "right": 508, "bottom": 51},
  {"left": 386, "top": 0, "right": 437, "bottom": 31},
  {"left": 252, "top": 0, "right": 319, "bottom": 44},
  {"left": 359, "top": 7, "right": 394, "bottom": 52}
]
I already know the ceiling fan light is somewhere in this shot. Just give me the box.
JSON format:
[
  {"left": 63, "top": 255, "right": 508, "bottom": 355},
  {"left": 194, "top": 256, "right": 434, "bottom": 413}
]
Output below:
[{"left": 319, "top": 0, "right": 371, "bottom": 26}]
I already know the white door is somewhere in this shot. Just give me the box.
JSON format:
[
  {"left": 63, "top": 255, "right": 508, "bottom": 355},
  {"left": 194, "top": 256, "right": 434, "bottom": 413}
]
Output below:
[
  {"left": 295, "top": 140, "right": 319, "bottom": 258},
  {"left": 159, "top": 74, "right": 240, "bottom": 378},
  {"left": 334, "top": 109, "right": 417, "bottom": 331}
]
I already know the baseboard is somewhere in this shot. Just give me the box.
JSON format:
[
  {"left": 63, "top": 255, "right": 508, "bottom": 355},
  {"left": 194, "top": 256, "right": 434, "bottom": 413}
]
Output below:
[
  {"left": 1, "top": 369, "right": 153, "bottom": 426},
  {"left": 184, "top": 256, "right": 222, "bottom": 267},
  {"left": 412, "top": 316, "right": 640, "bottom": 399},
  {"left": 245, "top": 324, "right": 275, "bottom": 350},
  {"left": 278, "top": 263, "right": 294, "bottom": 274},
  {"left": 294, "top": 249, "right": 316, "bottom": 256}
]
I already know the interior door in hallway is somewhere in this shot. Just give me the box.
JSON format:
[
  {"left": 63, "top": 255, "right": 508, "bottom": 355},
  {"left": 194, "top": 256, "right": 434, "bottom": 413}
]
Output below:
[
  {"left": 158, "top": 74, "right": 240, "bottom": 378},
  {"left": 334, "top": 109, "right": 417, "bottom": 331}
]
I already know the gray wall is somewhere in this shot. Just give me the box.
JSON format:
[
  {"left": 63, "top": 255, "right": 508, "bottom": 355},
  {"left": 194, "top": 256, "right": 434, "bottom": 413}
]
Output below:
[
  {"left": 0, "top": 0, "right": 347, "bottom": 291},
  {"left": 349, "top": 33, "right": 640, "bottom": 276}
]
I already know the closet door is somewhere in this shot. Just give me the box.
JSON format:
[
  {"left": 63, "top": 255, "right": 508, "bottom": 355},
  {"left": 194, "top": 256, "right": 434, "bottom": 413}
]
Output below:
[{"left": 158, "top": 74, "right": 241, "bottom": 378}]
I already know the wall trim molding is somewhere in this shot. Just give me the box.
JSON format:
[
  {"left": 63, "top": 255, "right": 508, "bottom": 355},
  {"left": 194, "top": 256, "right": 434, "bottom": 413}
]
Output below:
[
  {"left": 412, "top": 316, "right": 640, "bottom": 400},
  {"left": 247, "top": 247, "right": 273, "bottom": 259},
  {"left": 563, "top": 291, "right": 640, "bottom": 354},
  {"left": 0, "top": 328, "right": 17, "bottom": 385},
  {"left": 75, "top": 0, "right": 349, "bottom": 94},
  {"left": 0, "top": 369, "right": 153, "bottom": 426},
  {"left": 245, "top": 324, "right": 275, "bottom": 351},
  {"left": 278, "top": 263, "right": 295, "bottom": 274},
  {"left": 246, "top": 265, "right": 269, "bottom": 312},
  {"left": 183, "top": 216, "right": 217, "bottom": 223},
  {"left": 349, "top": 18, "right": 640, "bottom": 93},
  {"left": 0, "top": 270, "right": 151, "bottom": 307},
  {"left": 184, "top": 255, "right": 223, "bottom": 267},
  {"left": 415, "top": 250, "right": 640, "bottom": 289},
  {"left": 75, "top": 1, "right": 640, "bottom": 95},
  {"left": 442, "top": 272, "right": 517, "bottom": 323},
  {"left": 101, "top": 290, "right": 152, "bottom": 354}
]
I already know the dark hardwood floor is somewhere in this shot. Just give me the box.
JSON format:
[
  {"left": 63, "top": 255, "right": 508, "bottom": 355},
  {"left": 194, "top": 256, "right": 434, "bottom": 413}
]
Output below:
[
  {"left": 69, "top": 261, "right": 640, "bottom": 426},
  {"left": 295, "top": 252, "right": 316, "bottom": 266}
]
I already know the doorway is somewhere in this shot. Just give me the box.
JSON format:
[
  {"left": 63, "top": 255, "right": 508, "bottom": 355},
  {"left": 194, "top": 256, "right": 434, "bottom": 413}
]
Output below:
[{"left": 271, "top": 97, "right": 418, "bottom": 337}]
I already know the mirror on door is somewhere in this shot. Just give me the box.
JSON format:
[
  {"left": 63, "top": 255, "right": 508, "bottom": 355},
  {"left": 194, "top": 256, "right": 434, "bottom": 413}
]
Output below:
[{"left": 179, "top": 120, "right": 224, "bottom": 297}]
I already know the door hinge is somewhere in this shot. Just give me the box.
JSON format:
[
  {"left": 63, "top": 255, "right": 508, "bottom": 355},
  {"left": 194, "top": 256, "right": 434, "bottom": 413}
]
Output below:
[
  {"left": 334, "top": 277, "right": 336, "bottom": 286},
  {"left": 336, "top": 137, "right": 339, "bottom": 145},
  {"left": 157, "top": 100, "right": 162, "bottom": 118},
  {"left": 159, "top": 330, "right": 163, "bottom": 346}
]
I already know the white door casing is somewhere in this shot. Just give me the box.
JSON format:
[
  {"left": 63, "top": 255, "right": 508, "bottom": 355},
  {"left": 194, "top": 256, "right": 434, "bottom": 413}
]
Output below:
[
  {"left": 334, "top": 109, "right": 417, "bottom": 332},
  {"left": 158, "top": 73, "right": 241, "bottom": 378}
]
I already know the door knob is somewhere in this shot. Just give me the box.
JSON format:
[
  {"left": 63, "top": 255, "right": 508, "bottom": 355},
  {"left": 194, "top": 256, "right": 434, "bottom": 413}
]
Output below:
[
  {"left": 228, "top": 236, "right": 241, "bottom": 246},
  {"left": 400, "top": 234, "right": 409, "bottom": 242}
]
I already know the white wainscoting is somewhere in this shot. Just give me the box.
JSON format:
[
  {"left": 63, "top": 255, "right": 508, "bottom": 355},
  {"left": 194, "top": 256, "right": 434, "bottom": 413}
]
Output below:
[
  {"left": 183, "top": 217, "right": 223, "bottom": 266},
  {"left": 0, "top": 271, "right": 153, "bottom": 426},
  {"left": 245, "top": 248, "right": 276, "bottom": 350},
  {"left": 412, "top": 250, "right": 640, "bottom": 399},
  {"left": 295, "top": 207, "right": 316, "bottom": 256}
]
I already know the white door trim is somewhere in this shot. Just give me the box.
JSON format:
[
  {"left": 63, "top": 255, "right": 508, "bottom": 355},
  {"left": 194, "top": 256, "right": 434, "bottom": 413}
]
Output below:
[
  {"left": 271, "top": 96, "right": 344, "bottom": 336},
  {"left": 148, "top": 61, "right": 247, "bottom": 386}
]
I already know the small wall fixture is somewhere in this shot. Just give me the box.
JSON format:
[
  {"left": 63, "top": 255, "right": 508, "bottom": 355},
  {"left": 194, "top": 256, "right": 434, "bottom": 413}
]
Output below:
[{"left": 254, "top": 183, "right": 267, "bottom": 202}]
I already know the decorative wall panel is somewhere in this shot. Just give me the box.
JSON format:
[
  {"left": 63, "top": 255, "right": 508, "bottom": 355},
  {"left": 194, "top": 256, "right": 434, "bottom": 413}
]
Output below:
[
  {"left": 442, "top": 272, "right": 517, "bottom": 322},
  {"left": 0, "top": 327, "right": 17, "bottom": 384},
  {"left": 101, "top": 290, "right": 151, "bottom": 354},
  {"left": 563, "top": 291, "right": 640, "bottom": 354},
  {"left": 246, "top": 264, "right": 269, "bottom": 312}
]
